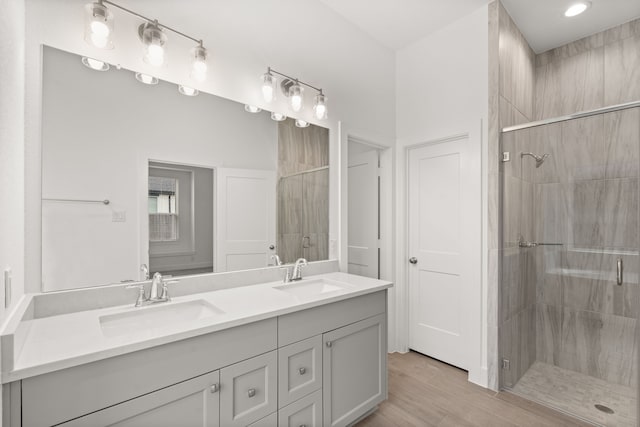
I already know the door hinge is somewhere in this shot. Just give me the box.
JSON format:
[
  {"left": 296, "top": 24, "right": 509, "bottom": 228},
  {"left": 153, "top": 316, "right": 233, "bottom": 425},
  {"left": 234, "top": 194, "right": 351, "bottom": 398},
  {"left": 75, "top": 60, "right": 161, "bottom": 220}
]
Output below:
[{"left": 501, "top": 358, "right": 510, "bottom": 370}]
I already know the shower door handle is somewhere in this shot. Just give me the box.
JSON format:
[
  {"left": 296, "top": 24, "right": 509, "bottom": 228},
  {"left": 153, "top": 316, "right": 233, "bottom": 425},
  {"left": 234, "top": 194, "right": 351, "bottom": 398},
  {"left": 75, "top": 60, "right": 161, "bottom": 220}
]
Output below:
[{"left": 617, "top": 258, "right": 623, "bottom": 286}]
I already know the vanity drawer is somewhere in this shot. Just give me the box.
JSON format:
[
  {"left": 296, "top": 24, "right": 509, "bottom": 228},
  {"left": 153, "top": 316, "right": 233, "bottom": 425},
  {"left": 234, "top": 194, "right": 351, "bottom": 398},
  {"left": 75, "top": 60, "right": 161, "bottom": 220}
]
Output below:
[
  {"left": 247, "top": 411, "right": 277, "bottom": 427},
  {"left": 278, "top": 335, "right": 322, "bottom": 407},
  {"left": 220, "top": 350, "right": 278, "bottom": 427},
  {"left": 278, "top": 389, "right": 322, "bottom": 427},
  {"left": 278, "top": 291, "right": 386, "bottom": 346}
]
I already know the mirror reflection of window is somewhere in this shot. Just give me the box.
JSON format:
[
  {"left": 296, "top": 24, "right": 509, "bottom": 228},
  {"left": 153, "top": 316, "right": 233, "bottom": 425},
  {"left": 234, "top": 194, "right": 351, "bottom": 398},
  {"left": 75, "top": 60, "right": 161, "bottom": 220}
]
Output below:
[{"left": 148, "top": 176, "right": 178, "bottom": 242}]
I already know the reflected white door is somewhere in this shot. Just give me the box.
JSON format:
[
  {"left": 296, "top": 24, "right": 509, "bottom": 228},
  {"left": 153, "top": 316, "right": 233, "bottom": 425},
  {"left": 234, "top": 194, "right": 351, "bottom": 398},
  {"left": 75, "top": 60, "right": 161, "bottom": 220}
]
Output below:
[
  {"left": 408, "top": 137, "right": 473, "bottom": 370},
  {"left": 216, "top": 168, "right": 276, "bottom": 272},
  {"left": 348, "top": 150, "right": 379, "bottom": 278}
]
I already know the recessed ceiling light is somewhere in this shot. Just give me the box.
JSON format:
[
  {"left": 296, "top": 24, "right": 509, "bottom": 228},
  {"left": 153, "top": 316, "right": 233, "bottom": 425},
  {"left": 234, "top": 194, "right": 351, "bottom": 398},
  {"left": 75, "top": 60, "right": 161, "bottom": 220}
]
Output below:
[
  {"left": 295, "top": 119, "right": 310, "bottom": 128},
  {"left": 81, "top": 56, "right": 110, "bottom": 71},
  {"left": 135, "top": 72, "right": 158, "bottom": 85},
  {"left": 244, "top": 105, "right": 262, "bottom": 113},
  {"left": 564, "top": 2, "right": 591, "bottom": 17},
  {"left": 271, "top": 112, "right": 287, "bottom": 122},
  {"left": 178, "top": 85, "right": 199, "bottom": 96}
]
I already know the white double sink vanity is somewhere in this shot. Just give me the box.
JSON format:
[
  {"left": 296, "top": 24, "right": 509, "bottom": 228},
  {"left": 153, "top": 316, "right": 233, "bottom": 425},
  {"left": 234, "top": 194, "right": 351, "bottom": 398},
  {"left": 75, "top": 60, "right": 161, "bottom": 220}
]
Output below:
[{"left": 1, "top": 268, "right": 392, "bottom": 427}]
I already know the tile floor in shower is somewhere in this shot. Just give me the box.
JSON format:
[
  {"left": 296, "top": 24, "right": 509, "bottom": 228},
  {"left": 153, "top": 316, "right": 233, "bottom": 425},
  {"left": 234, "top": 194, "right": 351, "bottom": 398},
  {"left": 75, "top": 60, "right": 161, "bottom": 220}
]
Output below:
[{"left": 511, "top": 362, "right": 637, "bottom": 427}]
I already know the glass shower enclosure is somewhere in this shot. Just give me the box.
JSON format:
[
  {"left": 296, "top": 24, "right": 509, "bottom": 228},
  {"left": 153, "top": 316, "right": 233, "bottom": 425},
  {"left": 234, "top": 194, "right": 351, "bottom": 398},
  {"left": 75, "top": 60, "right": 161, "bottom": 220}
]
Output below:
[{"left": 499, "top": 105, "right": 639, "bottom": 426}]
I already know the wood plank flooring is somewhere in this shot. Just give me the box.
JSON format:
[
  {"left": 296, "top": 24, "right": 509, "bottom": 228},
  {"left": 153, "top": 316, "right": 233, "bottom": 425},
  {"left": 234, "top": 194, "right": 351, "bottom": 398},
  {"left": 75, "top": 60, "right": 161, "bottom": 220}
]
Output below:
[{"left": 356, "top": 351, "right": 594, "bottom": 427}]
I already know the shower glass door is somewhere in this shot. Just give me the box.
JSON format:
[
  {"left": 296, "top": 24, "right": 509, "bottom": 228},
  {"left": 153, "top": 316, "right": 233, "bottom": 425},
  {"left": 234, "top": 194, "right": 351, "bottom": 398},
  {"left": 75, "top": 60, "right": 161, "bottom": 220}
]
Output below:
[{"left": 499, "top": 107, "right": 639, "bottom": 426}]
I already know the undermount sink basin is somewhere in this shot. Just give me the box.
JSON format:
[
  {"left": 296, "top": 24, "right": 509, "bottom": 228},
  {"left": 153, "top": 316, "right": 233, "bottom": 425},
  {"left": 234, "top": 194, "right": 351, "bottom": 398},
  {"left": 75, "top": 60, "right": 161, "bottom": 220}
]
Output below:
[
  {"left": 274, "top": 278, "right": 353, "bottom": 299},
  {"left": 99, "top": 299, "right": 225, "bottom": 338}
]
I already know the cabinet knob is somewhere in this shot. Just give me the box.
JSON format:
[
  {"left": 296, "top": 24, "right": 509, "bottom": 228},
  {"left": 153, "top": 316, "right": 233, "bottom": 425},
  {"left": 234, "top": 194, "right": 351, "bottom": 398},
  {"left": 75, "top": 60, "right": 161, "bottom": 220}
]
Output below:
[
  {"left": 326, "top": 341, "right": 332, "bottom": 348},
  {"left": 210, "top": 383, "right": 219, "bottom": 393},
  {"left": 248, "top": 388, "right": 256, "bottom": 398},
  {"left": 299, "top": 367, "right": 306, "bottom": 375}
]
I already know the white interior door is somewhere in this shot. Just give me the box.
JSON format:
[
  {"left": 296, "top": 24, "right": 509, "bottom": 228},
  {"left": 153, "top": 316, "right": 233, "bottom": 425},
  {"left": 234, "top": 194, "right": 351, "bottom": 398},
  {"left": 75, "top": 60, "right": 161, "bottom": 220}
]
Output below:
[
  {"left": 408, "top": 137, "right": 474, "bottom": 370},
  {"left": 216, "top": 168, "right": 276, "bottom": 272},
  {"left": 348, "top": 150, "right": 379, "bottom": 278}
]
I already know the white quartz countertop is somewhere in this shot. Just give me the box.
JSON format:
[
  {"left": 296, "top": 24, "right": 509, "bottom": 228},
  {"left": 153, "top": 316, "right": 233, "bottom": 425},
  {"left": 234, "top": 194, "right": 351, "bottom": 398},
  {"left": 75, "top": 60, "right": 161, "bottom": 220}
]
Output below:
[{"left": 2, "top": 272, "right": 392, "bottom": 383}]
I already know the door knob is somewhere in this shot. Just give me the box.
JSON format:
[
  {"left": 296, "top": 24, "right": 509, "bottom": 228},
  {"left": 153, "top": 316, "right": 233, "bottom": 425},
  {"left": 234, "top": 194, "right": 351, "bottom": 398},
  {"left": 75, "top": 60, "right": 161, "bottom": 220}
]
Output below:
[
  {"left": 409, "top": 257, "right": 418, "bottom": 264},
  {"left": 269, "top": 244, "right": 275, "bottom": 250}
]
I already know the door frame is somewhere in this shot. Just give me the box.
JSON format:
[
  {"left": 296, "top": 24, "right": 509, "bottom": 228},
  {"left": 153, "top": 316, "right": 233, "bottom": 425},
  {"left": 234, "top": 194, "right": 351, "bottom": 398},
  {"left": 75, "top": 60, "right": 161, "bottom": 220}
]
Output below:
[{"left": 396, "top": 123, "right": 484, "bottom": 386}]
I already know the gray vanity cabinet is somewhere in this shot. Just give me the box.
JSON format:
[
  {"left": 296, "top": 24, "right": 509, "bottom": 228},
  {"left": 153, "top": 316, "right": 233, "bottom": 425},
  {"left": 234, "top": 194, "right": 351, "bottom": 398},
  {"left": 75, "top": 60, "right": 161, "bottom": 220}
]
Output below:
[
  {"left": 323, "top": 314, "right": 387, "bottom": 427},
  {"left": 58, "top": 370, "right": 220, "bottom": 427}
]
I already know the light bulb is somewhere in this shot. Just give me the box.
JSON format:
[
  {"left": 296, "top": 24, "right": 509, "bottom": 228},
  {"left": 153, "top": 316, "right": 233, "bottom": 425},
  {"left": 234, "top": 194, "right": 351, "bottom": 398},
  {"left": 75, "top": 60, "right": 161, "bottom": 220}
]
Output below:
[
  {"left": 271, "top": 112, "right": 287, "bottom": 121},
  {"left": 564, "top": 2, "right": 590, "bottom": 17},
  {"left": 313, "top": 93, "right": 327, "bottom": 120},
  {"left": 178, "top": 85, "right": 199, "bottom": 96},
  {"left": 191, "top": 45, "right": 208, "bottom": 82},
  {"left": 262, "top": 72, "right": 276, "bottom": 103},
  {"left": 295, "top": 119, "right": 310, "bottom": 128},
  {"left": 141, "top": 23, "right": 167, "bottom": 67},
  {"left": 245, "top": 105, "right": 262, "bottom": 113},
  {"left": 289, "top": 82, "right": 303, "bottom": 112},
  {"left": 84, "top": 2, "right": 113, "bottom": 49},
  {"left": 135, "top": 72, "right": 159, "bottom": 85},
  {"left": 81, "top": 56, "right": 110, "bottom": 71}
]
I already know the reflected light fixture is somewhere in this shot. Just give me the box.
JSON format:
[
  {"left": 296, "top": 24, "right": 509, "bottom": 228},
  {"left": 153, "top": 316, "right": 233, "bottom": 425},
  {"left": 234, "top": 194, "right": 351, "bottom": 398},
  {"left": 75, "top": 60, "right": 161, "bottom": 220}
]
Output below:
[
  {"left": 178, "top": 85, "right": 199, "bottom": 96},
  {"left": 81, "top": 56, "right": 110, "bottom": 71},
  {"left": 295, "top": 119, "right": 310, "bottom": 128},
  {"left": 135, "top": 72, "right": 158, "bottom": 85},
  {"left": 564, "top": 2, "right": 591, "bottom": 17},
  {"left": 140, "top": 21, "right": 167, "bottom": 66},
  {"left": 261, "top": 69, "right": 277, "bottom": 103},
  {"left": 84, "top": 1, "right": 114, "bottom": 49},
  {"left": 271, "top": 112, "right": 287, "bottom": 121},
  {"left": 245, "top": 105, "right": 262, "bottom": 113},
  {"left": 261, "top": 67, "right": 327, "bottom": 120},
  {"left": 313, "top": 91, "right": 327, "bottom": 120}
]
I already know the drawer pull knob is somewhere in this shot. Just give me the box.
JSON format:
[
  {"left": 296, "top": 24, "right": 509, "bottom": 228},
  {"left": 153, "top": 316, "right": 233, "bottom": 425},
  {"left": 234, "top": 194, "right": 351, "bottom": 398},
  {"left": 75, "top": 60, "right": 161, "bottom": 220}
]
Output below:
[
  {"left": 299, "top": 367, "right": 306, "bottom": 375},
  {"left": 248, "top": 388, "right": 256, "bottom": 398},
  {"left": 326, "top": 341, "right": 332, "bottom": 348},
  {"left": 210, "top": 383, "right": 219, "bottom": 393}
]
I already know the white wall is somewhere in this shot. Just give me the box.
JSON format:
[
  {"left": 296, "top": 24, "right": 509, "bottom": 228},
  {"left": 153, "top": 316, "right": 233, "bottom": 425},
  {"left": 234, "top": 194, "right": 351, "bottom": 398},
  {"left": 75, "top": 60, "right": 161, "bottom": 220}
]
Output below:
[
  {"left": 41, "top": 46, "right": 278, "bottom": 291},
  {"left": 24, "top": 0, "right": 397, "bottom": 293},
  {"left": 0, "top": 0, "right": 26, "bottom": 323},
  {"left": 394, "top": 5, "right": 489, "bottom": 386}
]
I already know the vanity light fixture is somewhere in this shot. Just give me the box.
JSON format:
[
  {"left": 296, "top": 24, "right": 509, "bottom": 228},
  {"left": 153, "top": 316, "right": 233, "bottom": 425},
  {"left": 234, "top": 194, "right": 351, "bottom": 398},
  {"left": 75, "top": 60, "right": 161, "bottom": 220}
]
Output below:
[
  {"left": 564, "top": 2, "right": 591, "bottom": 17},
  {"left": 83, "top": 1, "right": 209, "bottom": 79},
  {"left": 81, "top": 56, "right": 110, "bottom": 71},
  {"left": 295, "top": 119, "right": 310, "bottom": 128},
  {"left": 262, "top": 67, "right": 327, "bottom": 119},
  {"left": 244, "top": 105, "right": 262, "bottom": 113},
  {"left": 84, "top": 1, "right": 114, "bottom": 49},
  {"left": 271, "top": 112, "right": 287, "bottom": 122},
  {"left": 135, "top": 72, "right": 159, "bottom": 85},
  {"left": 178, "top": 85, "right": 198, "bottom": 96}
]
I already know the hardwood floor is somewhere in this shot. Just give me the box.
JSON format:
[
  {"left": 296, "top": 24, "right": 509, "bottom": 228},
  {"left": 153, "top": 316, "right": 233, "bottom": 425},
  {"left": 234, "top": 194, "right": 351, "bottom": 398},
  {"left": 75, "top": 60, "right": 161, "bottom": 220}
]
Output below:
[{"left": 356, "top": 351, "right": 594, "bottom": 427}]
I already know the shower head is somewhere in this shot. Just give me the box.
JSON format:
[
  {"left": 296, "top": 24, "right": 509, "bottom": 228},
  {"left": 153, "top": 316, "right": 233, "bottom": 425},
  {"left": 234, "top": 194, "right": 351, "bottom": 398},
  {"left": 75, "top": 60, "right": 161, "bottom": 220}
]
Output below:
[{"left": 521, "top": 152, "right": 550, "bottom": 168}]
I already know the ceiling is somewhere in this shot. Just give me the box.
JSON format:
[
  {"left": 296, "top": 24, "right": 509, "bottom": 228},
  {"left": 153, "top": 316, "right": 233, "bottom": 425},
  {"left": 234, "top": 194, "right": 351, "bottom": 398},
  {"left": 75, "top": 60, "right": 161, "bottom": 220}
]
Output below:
[{"left": 318, "top": 0, "right": 640, "bottom": 53}]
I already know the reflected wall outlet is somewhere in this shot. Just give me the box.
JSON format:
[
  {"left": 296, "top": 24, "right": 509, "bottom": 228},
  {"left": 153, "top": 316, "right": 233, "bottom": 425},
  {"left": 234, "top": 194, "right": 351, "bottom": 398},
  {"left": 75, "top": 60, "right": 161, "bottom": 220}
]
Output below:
[{"left": 112, "top": 211, "right": 126, "bottom": 222}]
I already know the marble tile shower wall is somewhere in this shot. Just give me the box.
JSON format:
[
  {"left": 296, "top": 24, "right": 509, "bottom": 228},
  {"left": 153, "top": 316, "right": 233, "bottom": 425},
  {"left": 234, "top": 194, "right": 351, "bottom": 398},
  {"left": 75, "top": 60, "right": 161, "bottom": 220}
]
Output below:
[
  {"left": 496, "top": 1, "right": 537, "bottom": 389},
  {"left": 276, "top": 119, "right": 329, "bottom": 264},
  {"left": 530, "top": 108, "right": 640, "bottom": 388}
]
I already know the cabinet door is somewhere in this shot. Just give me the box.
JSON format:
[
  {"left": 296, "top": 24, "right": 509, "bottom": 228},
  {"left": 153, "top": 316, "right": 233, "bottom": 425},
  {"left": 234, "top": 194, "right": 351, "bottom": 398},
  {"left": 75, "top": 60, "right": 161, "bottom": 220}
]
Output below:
[
  {"left": 220, "top": 350, "right": 278, "bottom": 427},
  {"left": 278, "top": 389, "right": 322, "bottom": 427},
  {"left": 59, "top": 370, "right": 220, "bottom": 427},
  {"left": 323, "top": 314, "right": 386, "bottom": 427},
  {"left": 278, "top": 335, "right": 322, "bottom": 407}
]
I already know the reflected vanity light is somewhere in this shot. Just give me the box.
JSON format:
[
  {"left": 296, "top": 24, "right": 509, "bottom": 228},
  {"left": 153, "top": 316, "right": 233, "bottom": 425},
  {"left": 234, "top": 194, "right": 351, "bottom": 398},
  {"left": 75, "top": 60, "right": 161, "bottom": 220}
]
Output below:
[
  {"left": 244, "top": 104, "right": 262, "bottom": 113},
  {"left": 261, "top": 69, "right": 277, "bottom": 103},
  {"left": 564, "top": 2, "right": 590, "bottom": 17},
  {"left": 262, "top": 67, "right": 327, "bottom": 120},
  {"left": 271, "top": 112, "right": 287, "bottom": 121},
  {"left": 295, "top": 119, "right": 310, "bottom": 128},
  {"left": 178, "top": 85, "right": 199, "bottom": 96},
  {"left": 135, "top": 72, "right": 159, "bottom": 85},
  {"left": 81, "top": 56, "right": 110, "bottom": 71}
]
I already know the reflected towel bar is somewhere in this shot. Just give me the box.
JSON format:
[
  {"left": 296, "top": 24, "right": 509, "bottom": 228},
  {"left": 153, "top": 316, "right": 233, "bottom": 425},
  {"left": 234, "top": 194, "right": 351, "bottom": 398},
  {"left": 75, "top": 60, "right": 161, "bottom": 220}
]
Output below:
[{"left": 43, "top": 198, "right": 110, "bottom": 205}]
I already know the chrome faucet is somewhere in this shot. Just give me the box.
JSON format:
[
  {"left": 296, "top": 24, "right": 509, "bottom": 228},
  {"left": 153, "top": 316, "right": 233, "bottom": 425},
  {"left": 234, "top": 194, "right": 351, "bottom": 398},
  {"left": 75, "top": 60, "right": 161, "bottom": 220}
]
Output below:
[
  {"left": 291, "top": 258, "right": 308, "bottom": 281},
  {"left": 126, "top": 272, "right": 178, "bottom": 307},
  {"left": 271, "top": 254, "right": 283, "bottom": 266}
]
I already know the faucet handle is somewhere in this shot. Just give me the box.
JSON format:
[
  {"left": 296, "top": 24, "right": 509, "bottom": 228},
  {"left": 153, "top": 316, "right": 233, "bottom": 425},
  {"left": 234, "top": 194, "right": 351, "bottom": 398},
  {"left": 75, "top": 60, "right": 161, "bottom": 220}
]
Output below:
[
  {"left": 280, "top": 267, "right": 292, "bottom": 283},
  {"left": 126, "top": 283, "right": 147, "bottom": 307},
  {"left": 160, "top": 279, "right": 179, "bottom": 300}
]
